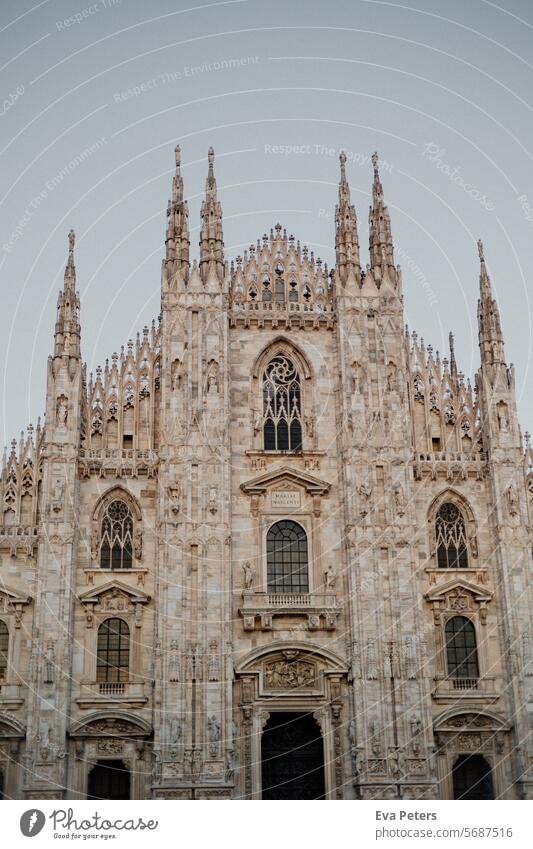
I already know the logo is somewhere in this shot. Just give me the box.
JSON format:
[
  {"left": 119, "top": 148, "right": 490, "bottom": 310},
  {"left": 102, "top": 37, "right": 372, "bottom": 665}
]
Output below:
[{"left": 20, "top": 809, "right": 46, "bottom": 837}]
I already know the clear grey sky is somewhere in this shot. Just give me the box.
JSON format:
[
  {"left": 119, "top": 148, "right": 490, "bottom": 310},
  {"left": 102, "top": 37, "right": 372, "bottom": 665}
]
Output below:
[{"left": 1, "top": 0, "right": 533, "bottom": 442}]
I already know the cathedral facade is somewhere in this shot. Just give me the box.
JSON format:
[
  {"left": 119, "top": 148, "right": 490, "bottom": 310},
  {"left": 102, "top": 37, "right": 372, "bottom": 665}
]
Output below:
[{"left": 0, "top": 146, "right": 531, "bottom": 801}]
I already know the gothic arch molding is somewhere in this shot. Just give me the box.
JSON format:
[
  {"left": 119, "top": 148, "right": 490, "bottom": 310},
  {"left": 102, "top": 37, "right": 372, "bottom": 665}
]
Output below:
[
  {"left": 251, "top": 337, "right": 313, "bottom": 381},
  {"left": 91, "top": 485, "right": 142, "bottom": 522},
  {"left": 235, "top": 640, "right": 348, "bottom": 675},
  {"left": 69, "top": 710, "right": 152, "bottom": 738}
]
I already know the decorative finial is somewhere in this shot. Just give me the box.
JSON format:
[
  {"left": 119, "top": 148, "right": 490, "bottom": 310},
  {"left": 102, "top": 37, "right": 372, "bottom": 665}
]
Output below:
[
  {"left": 175, "top": 144, "right": 181, "bottom": 166},
  {"left": 477, "top": 238, "right": 484, "bottom": 262},
  {"left": 68, "top": 229, "right": 75, "bottom": 252},
  {"left": 339, "top": 150, "right": 347, "bottom": 166},
  {"left": 449, "top": 331, "right": 455, "bottom": 353},
  {"left": 208, "top": 146, "right": 214, "bottom": 165},
  {"left": 372, "top": 151, "right": 379, "bottom": 171}
]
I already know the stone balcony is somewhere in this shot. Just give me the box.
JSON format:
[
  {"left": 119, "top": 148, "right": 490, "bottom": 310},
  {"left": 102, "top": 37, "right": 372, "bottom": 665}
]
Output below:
[
  {"left": 413, "top": 452, "right": 487, "bottom": 482},
  {"left": 230, "top": 300, "right": 335, "bottom": 329},
  {"left": 431, "top": 675, "right": 500, "bottom": 704},
  {"left": 78, "top": 448, "right": 158, "bottom": 479},
  {"left": 0, "top": 682, "right": 25, "bottom": 709},
  {"left": 75, "top": 681, "right": 149, "bottom": 709},
  {"left": 239, "top": 591, "right": 341, "bottom": 632}
]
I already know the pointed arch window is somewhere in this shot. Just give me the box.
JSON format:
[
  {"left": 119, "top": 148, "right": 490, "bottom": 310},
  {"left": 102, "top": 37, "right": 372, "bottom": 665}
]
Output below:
[
  {"left": 436, "top": 502, "right": 469, "bottom": 569},
  {"left": 445, "top": 616, "right": 479, "bottom": 679},
  {"left": 96, "top": 618, "right": 130, "bottom": 683},
  {"left": 263, "top": 356, "right": 302, "bottom": 452},
  {"left": 267, "top": 520, "right": 309, "bottom": 593},
  {"left": 0, "top": 621, "right": 8, "bottom": 682},
  {"left": 100, "top": 500, "right": 133, "bottom": 569}
]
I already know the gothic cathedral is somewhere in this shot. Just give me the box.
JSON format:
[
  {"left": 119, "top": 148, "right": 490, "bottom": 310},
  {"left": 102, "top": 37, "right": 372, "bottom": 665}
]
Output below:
[{"left": 0, "top": 147, "right": 531, "bottom": 801}]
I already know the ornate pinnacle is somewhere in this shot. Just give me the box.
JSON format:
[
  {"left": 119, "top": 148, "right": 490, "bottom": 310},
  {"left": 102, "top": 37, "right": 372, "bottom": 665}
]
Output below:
[{"left": 175, "top": 144, "right": 181, "bottom": 167}]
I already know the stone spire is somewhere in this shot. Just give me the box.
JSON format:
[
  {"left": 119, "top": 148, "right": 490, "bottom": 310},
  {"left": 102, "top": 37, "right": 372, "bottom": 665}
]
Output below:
[
  {"left": 164, "top": 144, "right": 189, "bottom": 282},
  {"left": 477, "top": 239, "right": 505, "bottom": 367},
  {"left": 199, "top": 146, "right": 224, "bottom": 284},
  {"left": 54, "top": 229, "right": 80, "bottom": 359},
  {"left": 368, "top": 152, "right": 394, "bottom": 275},
  {"left": 335, "top": 151, "right": 361, "bottom": 287},
  {"left": 449, "top": 331, "right": 458, "bottom": 385}
]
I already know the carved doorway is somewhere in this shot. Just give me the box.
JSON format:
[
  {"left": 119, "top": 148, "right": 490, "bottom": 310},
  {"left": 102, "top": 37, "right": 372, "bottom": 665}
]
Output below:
[
  {"left": 87, "top": 759, "right": 131, "bottom": 800},
  {"left": 261, "top": 712, "right": 325, "bottom": 800},
  {"left": 452, "top": 754, "right": 494, "bottom": 800}
]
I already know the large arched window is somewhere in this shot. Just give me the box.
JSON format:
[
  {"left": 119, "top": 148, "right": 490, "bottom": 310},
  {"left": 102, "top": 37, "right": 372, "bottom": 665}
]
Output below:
[
  {"left": 263, "top": 356, "right": 302, "bottom": 452},
  {"left": 445, "top": 616, "right": 479, "bottom": 680},
  {"left": 96, "top": 618, "right": 130, "bottom": 683},
  {"left": 267, "top": 520, "right": 309, "bottom": 593},
  {"left": 100, "top": 500, "right": 133, "bottom": 569},
  {"left": 0, "top": 621, "right": 8, "bottom": 682},
  {"left": 436, "top": 502, "right": 469, "bottom": 569}
]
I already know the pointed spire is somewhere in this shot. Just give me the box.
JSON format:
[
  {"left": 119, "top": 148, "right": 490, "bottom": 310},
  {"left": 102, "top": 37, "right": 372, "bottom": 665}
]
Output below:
[
  {"left": 477, "top": 239, "right": 505, "bottom": 367},
  {"left": 449, "top": 331, "right": 458, "bottom": 385},
  {"left": 54, "top": 230, "right": 80, "bottom": 359},
  {"left": 368, "top": 152, "right": 395, "bottom": 275},
  {"left": 335, "top": 151, "right": 361, "bottom": 287},
  {"left": 164, "top": 143, "right": 190, "bottom": 283},
  {"left": 199, "top": 146, "right": 224, "bottom": 284}
]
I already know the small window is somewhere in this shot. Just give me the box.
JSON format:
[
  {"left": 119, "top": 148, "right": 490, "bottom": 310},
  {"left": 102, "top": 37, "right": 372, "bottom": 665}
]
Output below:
[
  {"left": 432, "top": 437, "right": 441, "bottom": 451},
  {"left": 445, "top": 616, "right": 479, "bottom": 679},
  {"left": 122, "top": 435, "right": 133, "bottom": 449},
  {"left": 96, "top": 618, "right": 130, "bottom": 683},
  {"left": 267, "top": 520, "right": 309, "bottom": 593},
  {"left": 0, "top": 621, "right": 8, "bottom": 682}
]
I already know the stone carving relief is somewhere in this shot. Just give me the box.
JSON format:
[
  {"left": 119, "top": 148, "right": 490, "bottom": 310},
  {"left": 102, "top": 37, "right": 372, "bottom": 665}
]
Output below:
[{"left": 264, "top": 653, "right": 316, "bottom": 690}]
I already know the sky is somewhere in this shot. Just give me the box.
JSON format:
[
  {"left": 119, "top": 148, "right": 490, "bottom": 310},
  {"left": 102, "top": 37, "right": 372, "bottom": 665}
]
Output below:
[{"left": 1, "top": 0, "right": 533, "bottom": 443}]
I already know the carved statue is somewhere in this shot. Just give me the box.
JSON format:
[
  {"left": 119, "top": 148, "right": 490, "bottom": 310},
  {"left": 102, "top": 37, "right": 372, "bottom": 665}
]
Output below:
[
  {"left": 90, "top": 527, "right": 99, "bottom": 560},
  {"left": 208, "top": 715, "right": 221, "bottom": 743},
  {"left": 133, "top": 527, "right": 142, "bottom": 559},
  {"left": 242, "top": 561, "right": 255, "bottom": 590},
  {"left": 506, "top": 484, "right": 519, "bottom": 517},
  {"left": 358, "top": 482, "right": 372, "bottom": 516},
  {"left": 392, "top": 483, "right": 406, "bottom": 516},
  {"left": 324, "top": 564, "right": 336, "bottom": 590},
  {"left": 171, "top": 359, "right": 183, "bottom": 391},
  {"left": 56, "top": 396, "right": 68, "bottom": 426},
  {"left": 169, "top": 717, "right": 182, "bottom": 745}
]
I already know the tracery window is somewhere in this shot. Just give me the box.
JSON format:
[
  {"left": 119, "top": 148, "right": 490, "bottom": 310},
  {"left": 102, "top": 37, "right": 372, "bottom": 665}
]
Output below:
[
  {"left": 266, "top": 520, "right": 309, "bottom": 593},
  {"left": 263, "top": 356, "right": 302, "bottom": 452},
  {"left": 436, "top": 502, "right": 469, "bottom": 569},
  {"left": 96, "top": 618, "right": 130, "bottom": 683},
  {"left": 100, "top": 500, "right": 133, "bottom": 569},
  {"left": 445, "top": 616, "right": 479, "bottom": 679},
  {"left": 0, "top": 621, "right": 8, "bottom": 682}
]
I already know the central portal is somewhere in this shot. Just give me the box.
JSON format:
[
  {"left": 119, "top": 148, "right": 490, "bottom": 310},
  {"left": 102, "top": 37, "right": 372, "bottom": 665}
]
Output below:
[{"left": 261, "top": 712, "right": 325, "bottom": 800}]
